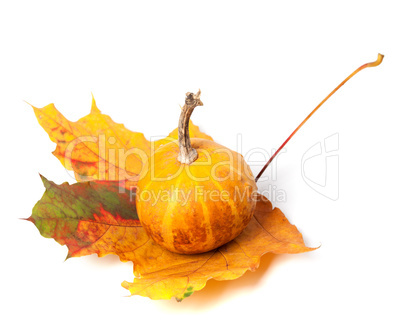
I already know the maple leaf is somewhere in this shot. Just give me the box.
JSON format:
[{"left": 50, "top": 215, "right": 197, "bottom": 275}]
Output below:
[
  {"left": 27, "top": 175, "right": 141, "bottom": 259},
  {"left": 26, "top": 54, "right": 384, "bottom": 300},
  {"left": 27, "top": 176, "right": 314, "bottom": 300},
  {"left": 31, "top": 96, "right": 212, "bottom": 185},
  {"left": 26, "top": 97, "right": 317, "bottom": 300}
]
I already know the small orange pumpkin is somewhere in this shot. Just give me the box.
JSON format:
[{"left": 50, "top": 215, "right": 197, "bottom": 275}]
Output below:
[{"left": 136, "top": 90, "right": 257, "bottom": 254}]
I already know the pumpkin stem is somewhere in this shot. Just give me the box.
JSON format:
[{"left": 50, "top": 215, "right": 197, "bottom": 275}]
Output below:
[{"left": 177, "top": 89, "right": 203, "bottom": 164}]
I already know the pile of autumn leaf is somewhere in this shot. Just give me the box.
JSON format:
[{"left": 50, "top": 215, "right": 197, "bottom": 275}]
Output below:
[{"left": 27, "top": 97, "right": 315, "bottom": 301}]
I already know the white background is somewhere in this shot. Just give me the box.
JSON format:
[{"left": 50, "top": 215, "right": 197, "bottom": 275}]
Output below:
[{"left": 1, "top": 1, "right": 401, "bottom": 333}]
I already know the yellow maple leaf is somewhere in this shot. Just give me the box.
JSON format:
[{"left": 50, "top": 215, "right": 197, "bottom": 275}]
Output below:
[{"left": 31, "top": 96, "right": 212, "bottom": 186}]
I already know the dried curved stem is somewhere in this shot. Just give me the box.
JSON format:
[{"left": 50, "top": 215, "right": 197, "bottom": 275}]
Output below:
[
  {"left": 255, "top": 53, "right": 384, "bottom": 183},
  {"left": 177, "top": 89, "right": 203, "bottom": 164}
]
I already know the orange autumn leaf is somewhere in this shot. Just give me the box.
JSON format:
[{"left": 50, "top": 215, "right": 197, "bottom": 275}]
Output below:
[
  {"left": 31, "top": 96, "right": 212, "bottom": 184},
  {"left": 25, "top": 55, "right": 384, "bottom": 301},
  {"left": 28, "top": 176, "right": 314, "bottom": 300}
]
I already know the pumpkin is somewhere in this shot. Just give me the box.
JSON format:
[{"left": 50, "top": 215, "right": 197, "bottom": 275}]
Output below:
[{"left": 136, "top": 90, "right": 257, "bottom": 254}]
